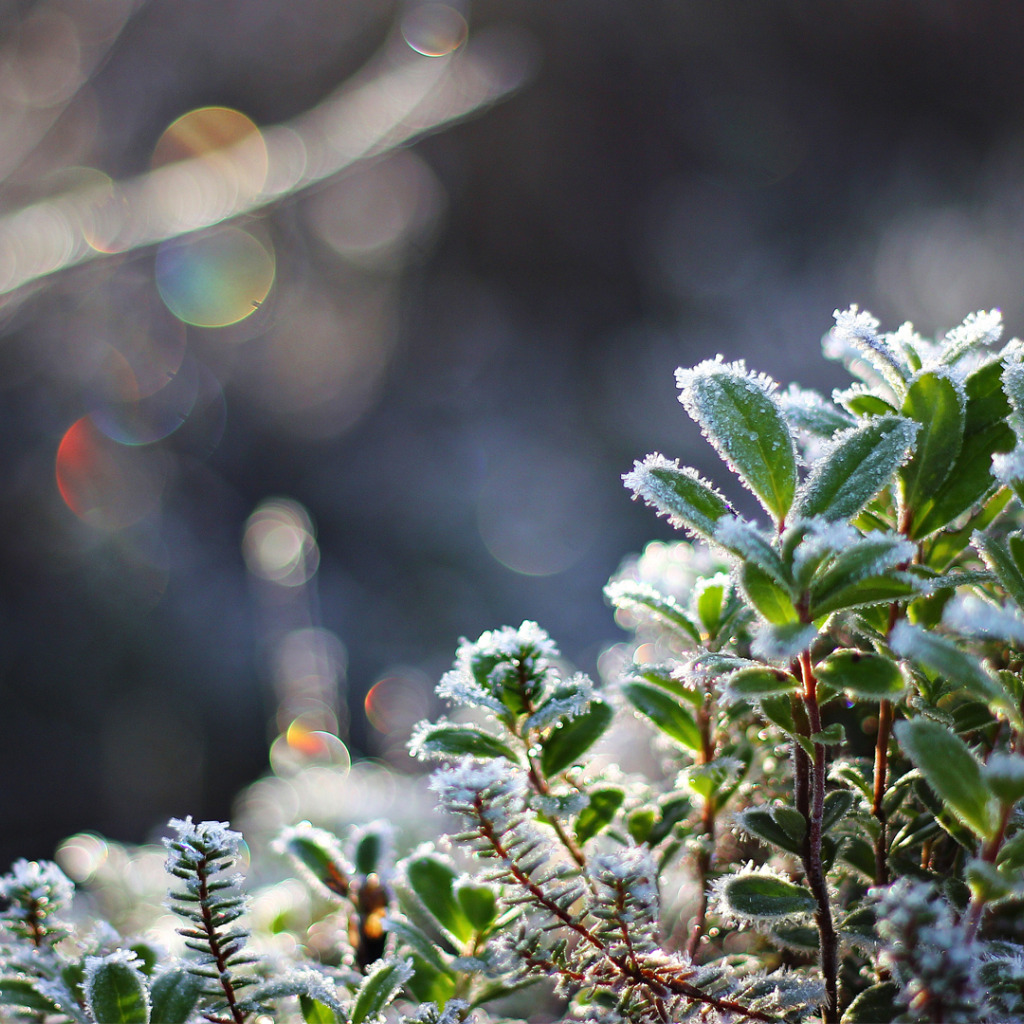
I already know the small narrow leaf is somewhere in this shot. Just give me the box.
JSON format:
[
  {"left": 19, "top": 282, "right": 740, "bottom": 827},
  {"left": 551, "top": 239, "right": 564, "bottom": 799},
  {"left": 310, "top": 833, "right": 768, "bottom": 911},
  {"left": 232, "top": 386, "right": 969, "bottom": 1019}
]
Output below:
[
  {"left": 350, "top": 958, "right": 414, "bottom": 1024},
  {"left": 540, "top": 700, "right": 613, "bottom": 776},
  {"left": 575, "top": 787, "right": 626, "bottom": 845},
  {"left": 623, "top": 454, "right": 733, "bottom": 541},
  {"left": 676, "top": 359, "right": 798, "bottom": 523},
  {"left": 796, "top": 415, "right": 918, "bottom": 522},
  {"left": 898, "top": 370, "right": 966, "bottom": 516},
  {"left": 779, "top": 383, "right": 854, "bottom": 436},
  {"left": 621, "top": 681, "right": 701, "bottom": 751},
  {"left": 815, "top": 649, "right": 905, "bottom": 700},
  {"left": 895, "top": 719, "right": 998, "bottom": 840},
  {"left": 716, "top": 869, "right": 816, "bottom": 922},
  {"left": 404, "top": 852, "right": 473, "bottom": 944}
]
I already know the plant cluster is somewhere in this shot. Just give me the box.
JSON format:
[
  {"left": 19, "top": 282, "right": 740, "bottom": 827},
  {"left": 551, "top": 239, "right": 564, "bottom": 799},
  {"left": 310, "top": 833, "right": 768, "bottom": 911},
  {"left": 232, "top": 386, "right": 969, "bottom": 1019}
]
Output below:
[{"left": 4, "top": 306, "right": 1024, "bottom": 1022}]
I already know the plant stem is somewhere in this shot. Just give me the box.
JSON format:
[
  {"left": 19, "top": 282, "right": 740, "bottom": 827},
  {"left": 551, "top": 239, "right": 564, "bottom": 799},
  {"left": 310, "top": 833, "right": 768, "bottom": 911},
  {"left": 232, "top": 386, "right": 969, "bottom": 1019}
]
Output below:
[
  {"left": 872, "top": 697, "right": 894, "bottom": 886},
  {"left": 196, "top": 853, "right": 247, "bottom": 1024},
  {"left": 799, "top": 648, "right": 839, "bottom": 1024},
  {"left": 686, "top": 698, "right": 717, "bottom": 961}
]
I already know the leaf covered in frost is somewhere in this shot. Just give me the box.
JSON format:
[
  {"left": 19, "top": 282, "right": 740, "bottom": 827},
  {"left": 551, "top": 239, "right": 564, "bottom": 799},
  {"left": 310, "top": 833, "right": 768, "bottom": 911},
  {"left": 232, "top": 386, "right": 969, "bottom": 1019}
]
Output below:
[
  {"left": 676, "top": 357, "right": 798, "bottom": 523},
  {"left": 623, "top": 454, "right": 734, "bottom": 541}
]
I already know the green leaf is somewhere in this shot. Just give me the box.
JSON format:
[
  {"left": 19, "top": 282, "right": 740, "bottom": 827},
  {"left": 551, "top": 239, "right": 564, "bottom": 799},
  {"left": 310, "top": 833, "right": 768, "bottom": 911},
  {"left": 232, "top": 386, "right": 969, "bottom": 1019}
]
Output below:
[
  {"left": 575, "top": 786, "right": 626, "bottom": 844},
  {"left": 694, "top": 573, "right": 730, "bottom": 636},
  {"left": 604, "top": 581, "right": 702, "bottom": 644},
  {"left": 84, "top": 955, "right": 150, "bottom": 1024},
  {"left": 899, "top": 370, "right": 966, "bottom": 516},
  {"left": 624, "top": 455, "right": 734, "bottom": 541},
  {"left": 779, "top": 384, "right": 854, "bottom": 436},
  {"left": 895, "top": 719, "right": 998, "bottom": 840},
  {"left": 150, "top": 969, "right": 202, "bottom": 1024},
  {"left": 676, "top": 360, "right": 798, "bottom": 523},
  {"left": 350, "top": 959, "right": 414, "bottom": 1024},
  {"left": 621, "top": 681, "right": 701, "bottom": 751},
  {"left": 815, "top": 649, "right": 905, "bottom": 700},
  {"left": 540, "top": 699, "right": 614, "bottom": 776},
  {"left": 718, "top": 870, "right": 816, "bottom": 921},
  {"left": 810, "top": 723, "right": 845, "bottom": 746},
  {"left": 809, "top": 574, "right": 919, "bottom": 619},
  {"left": 300, "top": 996, "right": 339, "bottom": 1024},
  {"left": 976, "top": 531, "right": 1024, "bottom": 608},
  {"left": 796, "top": 416, "right": 918, "bottom": 522},
  {"left": 455, "top": 881, "right": 498, "bottom": 933},
  {"left": 735, "top": 808, "right": 802, "bottom": 855},
  {"left": 724, "top": 666, "right": 799, "bottom": 701},
  {"left": 740, "top": 561, "right": 799, "bottom": 624},
  {"left": 996, "top": 830, "right": 1024, "bottom": 871},
  {"left": 404, "top": 852, "right": 473, "bottom": 945},
  {"left": 840, "top": 981, "right": 901, "bottom": 1024},
  {"left": 410, "top": 722, "right": 517, "bottom": 762},
  {"left": 908, "top": 358, "right": 1014, "bottom": 538},
  {"left": 808, "top": 534, "right": 914, "bottom": 619},
  {"left": 384, "top": 918, "right": 451, "bottom": 977}
]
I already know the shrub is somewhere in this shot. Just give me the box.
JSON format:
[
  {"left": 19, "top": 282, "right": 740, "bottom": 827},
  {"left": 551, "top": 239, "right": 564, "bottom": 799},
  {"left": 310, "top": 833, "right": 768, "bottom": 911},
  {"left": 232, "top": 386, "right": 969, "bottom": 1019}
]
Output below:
[{"left": 3, "top": 305, "right": 1024, "bottom": 1023}]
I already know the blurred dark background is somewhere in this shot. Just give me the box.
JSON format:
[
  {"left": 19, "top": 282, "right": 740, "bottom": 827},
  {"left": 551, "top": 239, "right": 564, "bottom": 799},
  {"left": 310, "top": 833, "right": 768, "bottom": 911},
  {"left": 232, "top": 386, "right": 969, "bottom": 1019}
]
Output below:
[{"left": 1, "top": 0, "right": 1023, "bottom": 866}]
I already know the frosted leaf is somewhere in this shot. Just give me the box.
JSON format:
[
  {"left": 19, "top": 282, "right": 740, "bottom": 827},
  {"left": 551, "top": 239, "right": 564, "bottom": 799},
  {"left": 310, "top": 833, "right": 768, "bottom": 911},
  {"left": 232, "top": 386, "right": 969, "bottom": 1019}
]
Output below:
[
  {"left": 403, "top": 1001, "right": 472, "bottom": 1024},
  {"left": 942, "top": 309, "right": 1004, "bottom": 364},
  {"left": 829, "top": 305, "right": 909, "bottom": 393},
  {"left": 778, "top": 382, "right": 853, "bottom": 437},
  {"left": 710, "top": 861, "right": 815, "bottom": 929},
  {"left": 436, "top": 667, "right": 506, "bottom": 714},
  {"left": 888, "top": 320, "right": 939, "bottom": 369},
  {"left": 623, "top": 453, "right": 734, "bottom": 540},
  {"left": 943, "top": 594, "right": 1024, "bottom": 645},
  {"left": 609, "top": 538, "right": 724, "bottom": 602},
  {"left": 525, "top": 673, "right": 594, "bottom": 731},
  {"left": 430, "top": 757, "right": 528, "bottom": 833},
  {"left": 751, "top": 622, "right": 816, "bottom": 663},
  {"left": 675, "top": 358, "right": 797, "bottom": 523}
]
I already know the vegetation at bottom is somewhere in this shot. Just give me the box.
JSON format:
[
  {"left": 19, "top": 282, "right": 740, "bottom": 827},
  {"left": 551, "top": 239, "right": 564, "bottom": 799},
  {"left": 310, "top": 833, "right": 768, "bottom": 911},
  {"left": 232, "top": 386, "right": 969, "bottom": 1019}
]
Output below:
[{"left": 5, "top": 305, "right": 1024, "bottom": 1023}]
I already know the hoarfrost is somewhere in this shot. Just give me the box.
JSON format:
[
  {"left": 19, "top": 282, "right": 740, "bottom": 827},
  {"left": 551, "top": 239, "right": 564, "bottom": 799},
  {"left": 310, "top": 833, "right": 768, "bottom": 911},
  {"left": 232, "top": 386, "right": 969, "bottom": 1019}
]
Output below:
[
  {"left": 941, "top": 308, "right": 1004, "bottom": 364},
  {"left": 943, "top": 593, "right": 1024, "bottom": 645}
]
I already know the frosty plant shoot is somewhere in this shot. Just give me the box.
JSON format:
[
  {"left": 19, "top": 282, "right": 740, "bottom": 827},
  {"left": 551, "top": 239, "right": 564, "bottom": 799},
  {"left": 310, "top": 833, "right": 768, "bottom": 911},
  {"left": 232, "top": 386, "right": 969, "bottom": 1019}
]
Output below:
[{"left": 3, "top": 306, "right": 1024, "bottom": 1023}]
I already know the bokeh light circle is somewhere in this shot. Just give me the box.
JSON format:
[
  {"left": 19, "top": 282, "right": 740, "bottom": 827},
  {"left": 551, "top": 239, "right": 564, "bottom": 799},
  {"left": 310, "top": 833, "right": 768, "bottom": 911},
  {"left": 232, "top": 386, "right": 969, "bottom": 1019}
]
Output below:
[
  {"left": 152, "top": 106, "right": 268, "bottom": 198},
  {"left": 155, "top": 226, "right": 275, "bottom": 328},
  {"left": 56, "top": 417, "right": 168, "bottom": 529},
  {"left": 242, "top": 498, "right": 319, "bottom": 586},
  {"left": 401, "top": 4, "right": 468, "bottom": 57}
]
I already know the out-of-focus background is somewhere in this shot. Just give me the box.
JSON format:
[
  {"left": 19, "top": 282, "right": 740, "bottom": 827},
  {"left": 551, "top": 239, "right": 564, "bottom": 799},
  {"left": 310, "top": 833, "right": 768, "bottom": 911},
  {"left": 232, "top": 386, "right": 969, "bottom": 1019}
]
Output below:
[{"left": 2, "top": 0, "right": 1023, "bottom": 866}]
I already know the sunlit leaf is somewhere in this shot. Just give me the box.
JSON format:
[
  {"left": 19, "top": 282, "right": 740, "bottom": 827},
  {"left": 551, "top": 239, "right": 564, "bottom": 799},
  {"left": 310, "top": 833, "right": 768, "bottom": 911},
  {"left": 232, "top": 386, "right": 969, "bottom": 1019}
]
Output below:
[
  {"left": 404, "top": 852, "right": 473, "bottom": 945},
  {"left": 604, "top": 580, "right": 701, "bottom": 644},
  {"left": 623, "top": 454, "right": 734, "bottom": 541},
  {"left": 575, "top": 787, "right": 625, "bottom": 845},
  {"left": 540, "top": 700, "right": 613, "bottom": 776},
  {"left": 350, "top": 958, "right": 413, "bottom": 1024},
  {"left": 724, "top": 666, "right": 799, "bottom": 701},
  {"left": 815, "top": 649, "right": 905, "bottom": 700},
  {"left": 84, "top": 954, "right": 149, "bottom": 1024},
  {"left": 717, "top": 870, "right": 816, "bottom": 922}
]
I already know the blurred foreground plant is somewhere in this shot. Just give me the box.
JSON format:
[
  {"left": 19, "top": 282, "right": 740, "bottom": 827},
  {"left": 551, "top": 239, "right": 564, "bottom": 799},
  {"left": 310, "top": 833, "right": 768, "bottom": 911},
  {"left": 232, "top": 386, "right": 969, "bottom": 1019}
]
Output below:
[{"left": 5, "top": 306, "right": 1024, "bottom": 1022}]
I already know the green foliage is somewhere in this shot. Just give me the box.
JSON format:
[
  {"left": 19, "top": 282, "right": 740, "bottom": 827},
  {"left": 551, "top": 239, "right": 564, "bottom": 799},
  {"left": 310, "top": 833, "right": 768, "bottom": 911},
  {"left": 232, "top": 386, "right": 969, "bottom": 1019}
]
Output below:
[{"left": 9, "top": 305, "right": 1024, "bottom": 1023}]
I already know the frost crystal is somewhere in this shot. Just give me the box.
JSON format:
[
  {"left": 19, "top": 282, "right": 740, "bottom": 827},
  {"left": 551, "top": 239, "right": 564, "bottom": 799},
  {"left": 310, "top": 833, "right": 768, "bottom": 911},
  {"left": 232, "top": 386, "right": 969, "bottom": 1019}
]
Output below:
[
  {"left": 430, "top": 757, "right": 528, "bottom": 830},
  {"left": 942, "top": 308, "right": 1003, "bottom": 363}
]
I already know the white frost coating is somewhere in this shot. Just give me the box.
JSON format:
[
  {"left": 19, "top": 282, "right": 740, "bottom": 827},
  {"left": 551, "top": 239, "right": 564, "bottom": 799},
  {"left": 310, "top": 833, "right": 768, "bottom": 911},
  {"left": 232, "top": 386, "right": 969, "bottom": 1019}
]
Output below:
[
  {"left": 942, "top": 309, "right": 1003, "bottom": 364},
  {"left": 430, "top": 756, "right": 526, "bottom": 811},
  {"left": 590, "top": 846, "right": 660, "bottom": 919},
  {"left": 675, "top": 354, "right": 781, "bottom": 402},
  {"left": 942, "top": 594, "right": 1024, "bottom": 644},
  {"left": 888, "top": 321, "right": 937, "bottom": 368},
  {"left": 0, "top": 858, "right": 74, "bottom": 909},
  {"left": 525, "top": 673, "right": 594, "bottom": 731},
  {"left": 751, "top": 623, "right": 816, "bottom": 663},
  {"left": 1003, "top": 351, "right": 1024, "bottom": 412},
  {"left": 165, "top": 816, "right": 243, "bottom": 855},
  {"left": 831, "top": 305, "right": 909, "bottom": 388},
  {"left": 272, "top": 821, "right": 349, "bottom": 867},
  {"left": 83, "top": 949, "right": 150, "bottom": 1019},
  {"left": 622, "top": 453, "right": 733, "bottom": 536},
  {"left": 993, "top": 447, "right": 1024, "bottom": 485},
  {"left": 983, "top": 751, "right": 1024, "bottom": 788},
  {"left": 779, "top": 382, "right": 853, "bottom": 433}
]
